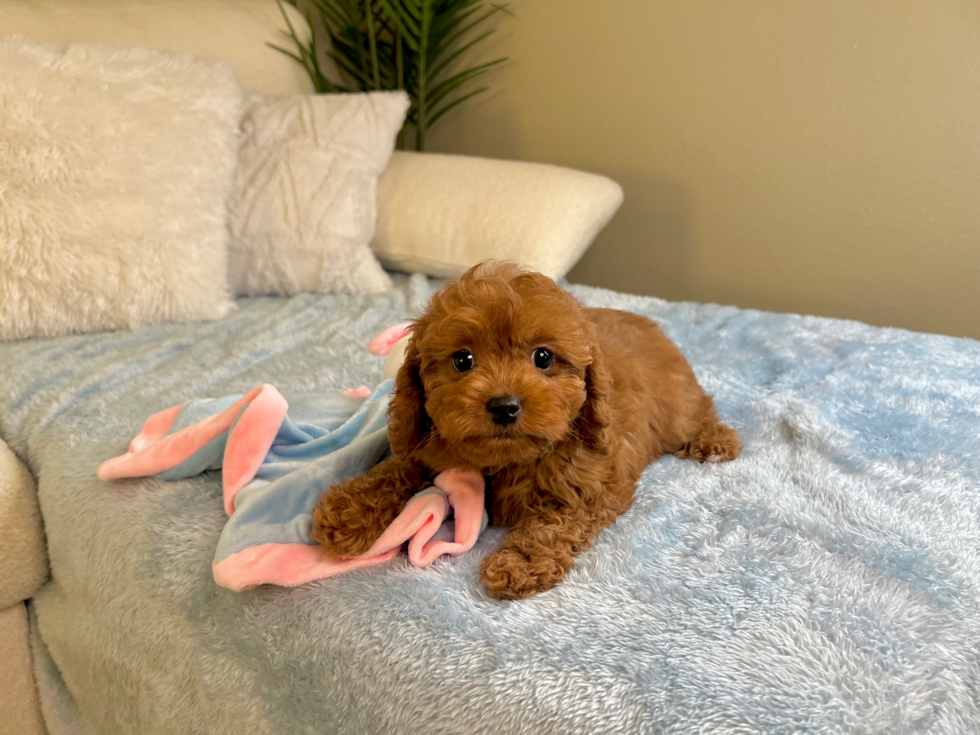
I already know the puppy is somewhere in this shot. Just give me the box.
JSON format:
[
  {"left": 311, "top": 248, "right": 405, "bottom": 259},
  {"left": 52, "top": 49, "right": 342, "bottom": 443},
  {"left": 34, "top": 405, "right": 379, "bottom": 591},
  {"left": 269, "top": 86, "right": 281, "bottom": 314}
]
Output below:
[{"left": 312, "top": 262, "right": 741, "bottom": 599}]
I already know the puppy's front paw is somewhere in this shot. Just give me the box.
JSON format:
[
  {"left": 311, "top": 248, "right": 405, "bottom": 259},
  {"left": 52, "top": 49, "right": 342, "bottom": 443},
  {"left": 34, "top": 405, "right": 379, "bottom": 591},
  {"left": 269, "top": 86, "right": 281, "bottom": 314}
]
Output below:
[
  {"left": 676, "top": 422, "right": 742, "bottom": 463},
  {"left": 311, "top": 484, "right": 388, "bottom": 558},
  {"left": 480, "top": 548, "right": 567, "bottom": 600}
]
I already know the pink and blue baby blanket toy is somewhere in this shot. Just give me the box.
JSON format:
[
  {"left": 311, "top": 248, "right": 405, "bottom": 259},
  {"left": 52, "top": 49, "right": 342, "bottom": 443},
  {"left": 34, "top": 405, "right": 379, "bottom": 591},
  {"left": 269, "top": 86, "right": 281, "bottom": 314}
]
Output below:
[{"left": 98, "top": 380, "right": 486, "bottom": 591}]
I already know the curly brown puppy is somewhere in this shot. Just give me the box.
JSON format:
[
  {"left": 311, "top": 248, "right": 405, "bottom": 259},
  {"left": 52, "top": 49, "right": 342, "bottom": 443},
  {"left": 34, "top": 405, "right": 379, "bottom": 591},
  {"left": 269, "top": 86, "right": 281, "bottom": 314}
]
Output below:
[{"left": 312, "top": 261, "right": 741, "bottom": 599}]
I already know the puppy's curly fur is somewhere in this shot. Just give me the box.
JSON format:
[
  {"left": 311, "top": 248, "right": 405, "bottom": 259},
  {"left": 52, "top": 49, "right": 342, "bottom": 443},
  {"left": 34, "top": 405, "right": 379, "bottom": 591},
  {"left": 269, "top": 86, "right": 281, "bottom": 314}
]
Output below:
[{"left": 313, "top": 262, "right": 741, "bottom": 599}]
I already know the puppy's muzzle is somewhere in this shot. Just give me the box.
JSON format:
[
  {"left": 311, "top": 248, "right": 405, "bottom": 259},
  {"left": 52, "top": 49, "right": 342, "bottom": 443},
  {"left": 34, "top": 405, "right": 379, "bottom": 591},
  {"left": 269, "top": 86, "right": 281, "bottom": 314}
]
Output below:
[{"left": 486, "top": 395, "right": 522, "bottom": 425}]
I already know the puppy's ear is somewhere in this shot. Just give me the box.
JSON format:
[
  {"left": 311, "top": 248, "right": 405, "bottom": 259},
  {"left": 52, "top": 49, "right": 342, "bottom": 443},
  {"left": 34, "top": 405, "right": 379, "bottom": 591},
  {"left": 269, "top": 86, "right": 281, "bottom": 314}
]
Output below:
[
  {"left": 387, "top": 336, "right": 431, "bottom": 458},
  {"left": 577, "top": 329, "right": 612, "bottom": 451}
]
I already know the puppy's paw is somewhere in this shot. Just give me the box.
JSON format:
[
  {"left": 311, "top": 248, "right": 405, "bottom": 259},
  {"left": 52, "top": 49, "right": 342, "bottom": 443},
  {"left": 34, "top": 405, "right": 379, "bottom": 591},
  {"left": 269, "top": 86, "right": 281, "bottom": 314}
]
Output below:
[
  {"left": 311, "top": 485, "right": 389, "bottom": 558},
  {"left": 480, "top": 548, "right": 567, "bottom": 600},
  {"left": 676, "top": 423, "right": 742, "bottom": 463}
]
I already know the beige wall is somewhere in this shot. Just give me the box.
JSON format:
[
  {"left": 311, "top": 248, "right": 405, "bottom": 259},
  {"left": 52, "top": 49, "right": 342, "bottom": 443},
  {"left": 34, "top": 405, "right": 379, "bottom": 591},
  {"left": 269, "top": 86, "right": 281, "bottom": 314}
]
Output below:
[{"left": 429, "top": 0, "right": 980, "bottom": 339}]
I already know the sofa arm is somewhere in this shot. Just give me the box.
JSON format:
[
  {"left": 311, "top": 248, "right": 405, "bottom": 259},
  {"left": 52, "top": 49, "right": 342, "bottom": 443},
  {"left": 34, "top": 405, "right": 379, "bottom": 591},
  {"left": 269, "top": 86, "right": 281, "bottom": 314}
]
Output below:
[
  {"left": 0, "top": 603, "right": 47, "bottom": 735},
  {"left": 0, "top": 439, "right": 48, "bottom": 609}
]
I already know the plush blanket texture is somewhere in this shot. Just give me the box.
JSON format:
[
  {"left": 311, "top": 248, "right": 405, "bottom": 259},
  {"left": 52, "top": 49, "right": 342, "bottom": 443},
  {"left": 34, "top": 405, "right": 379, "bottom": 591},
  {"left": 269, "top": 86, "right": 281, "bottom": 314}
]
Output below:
[{"left": 1, "top": 274, "right": 978, "bottom": 734}]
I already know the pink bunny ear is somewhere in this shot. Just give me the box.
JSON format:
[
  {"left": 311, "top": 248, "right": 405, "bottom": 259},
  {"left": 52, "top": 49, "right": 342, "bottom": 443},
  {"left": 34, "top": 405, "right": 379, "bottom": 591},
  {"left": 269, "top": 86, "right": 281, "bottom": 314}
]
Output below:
[{"left": 367, "top": 322, "right": 413, "bottom": 356}]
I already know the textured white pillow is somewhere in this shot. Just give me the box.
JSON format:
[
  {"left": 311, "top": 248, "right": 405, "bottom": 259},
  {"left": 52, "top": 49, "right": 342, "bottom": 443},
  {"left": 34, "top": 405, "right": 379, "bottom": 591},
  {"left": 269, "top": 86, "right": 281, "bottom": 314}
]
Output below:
[
  {"left": 370, "top": 152, "right": 624, "bottom": 280},
  {"left": 228, "top": 92, "right": 410, "bottom": 296},
  {"left": 0, "top": 37, "right": 243, "bottom": 340}
]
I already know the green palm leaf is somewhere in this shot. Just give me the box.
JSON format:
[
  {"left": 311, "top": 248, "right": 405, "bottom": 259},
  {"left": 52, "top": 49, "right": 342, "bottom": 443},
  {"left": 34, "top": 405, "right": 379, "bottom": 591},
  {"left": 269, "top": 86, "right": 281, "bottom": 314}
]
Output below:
[
  {"left": 428, "top": 84, "right": 488, "bottom": 127},
  {"left": 272, "top": 0, "right": 509, "bottom": 150}
]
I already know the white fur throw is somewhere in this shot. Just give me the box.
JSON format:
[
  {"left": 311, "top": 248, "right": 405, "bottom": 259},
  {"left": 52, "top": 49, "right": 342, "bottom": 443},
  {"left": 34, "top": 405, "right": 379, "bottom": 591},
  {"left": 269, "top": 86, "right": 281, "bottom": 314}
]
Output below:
[
  {"left": 371, "top": 152, "right": 624, "bottom": 280},
  {"left": 0, "top": 37, "right": 243, "bottom": 340},
  {"left": 228, "top": 92, "right": 409, "bottom": 296}
]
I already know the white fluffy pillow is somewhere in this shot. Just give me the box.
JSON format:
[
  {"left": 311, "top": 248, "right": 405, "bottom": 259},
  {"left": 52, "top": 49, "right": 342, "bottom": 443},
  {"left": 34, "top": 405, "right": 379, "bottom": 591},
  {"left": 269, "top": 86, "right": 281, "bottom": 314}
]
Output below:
[
  {"left": 228, "top": 92, "right": 409, "bottom": 296},
  {"left": 0, "top": 37, "right": 243, "bottom": 340},
  {"left": 370, "top": 152, "right": 624, "bottom": 280}
]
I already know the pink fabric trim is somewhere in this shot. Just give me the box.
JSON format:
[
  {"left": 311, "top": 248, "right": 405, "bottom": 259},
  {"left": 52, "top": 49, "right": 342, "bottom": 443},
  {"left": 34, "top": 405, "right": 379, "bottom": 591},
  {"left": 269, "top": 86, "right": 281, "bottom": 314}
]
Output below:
[
  {"left": 340, "top": 385, "right": 372, "bottom": 398},
  {"left": 97, "top": 404, "right": 183, "bottom": 479},
  {"left": 367, "top": 322, "right": 413, "bottom": 356},
  {"left": 367, "top": 492, "right": 448, "bottom": 560},
  {"left": 129, "top": 404, "right": 183, "bottom": 455},
  {"left": 414, "top": 470, "right": 486, "bottom": 566},
  {"left": 213, "top": 543, "right": 400, "bottom": 592},
  {"left": 361, "top": 469, "right": 485, "bottom": 568},
  {"left": 97, "top": 384, "right": 289, "bottom": 515},
  {"left": 212, "top": 469, "right": 485, "bottom": 590},
  {"left": 221, "top": 387, "right": 289, "bottom": 514}
]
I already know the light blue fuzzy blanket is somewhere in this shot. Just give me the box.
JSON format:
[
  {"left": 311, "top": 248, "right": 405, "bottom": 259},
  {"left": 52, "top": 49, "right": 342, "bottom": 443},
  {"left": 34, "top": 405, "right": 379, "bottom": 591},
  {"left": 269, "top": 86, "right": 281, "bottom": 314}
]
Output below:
[{"left": 2, "top": 274, "right": 979, "bottom": 734}]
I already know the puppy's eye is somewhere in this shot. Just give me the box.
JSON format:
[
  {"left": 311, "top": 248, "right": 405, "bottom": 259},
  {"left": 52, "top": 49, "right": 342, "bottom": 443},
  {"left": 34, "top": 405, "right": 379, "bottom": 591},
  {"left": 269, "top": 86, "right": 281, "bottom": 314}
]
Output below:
[
  {"left": 532, "top": 348, "right": 555, "bottom": 370},
  {"left": 452, "top": 350, "right": 475, "bottom": 372}
]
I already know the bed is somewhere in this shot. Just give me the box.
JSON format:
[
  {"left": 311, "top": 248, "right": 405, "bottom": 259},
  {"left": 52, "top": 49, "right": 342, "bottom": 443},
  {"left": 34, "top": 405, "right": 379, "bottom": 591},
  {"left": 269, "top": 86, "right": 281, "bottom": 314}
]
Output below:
[
  {"left": 1, "top": 273, "right": 979, "bottom": 734},
  {"left": 3, "top": 1, "right": 980, "bottom": 732}
]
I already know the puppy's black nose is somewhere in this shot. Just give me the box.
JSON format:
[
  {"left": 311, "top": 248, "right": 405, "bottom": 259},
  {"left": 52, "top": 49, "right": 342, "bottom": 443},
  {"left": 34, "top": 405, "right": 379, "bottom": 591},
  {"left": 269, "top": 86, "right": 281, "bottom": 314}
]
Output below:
[{"left": 486, "top": 395, "right": 522, "bottom": 425}]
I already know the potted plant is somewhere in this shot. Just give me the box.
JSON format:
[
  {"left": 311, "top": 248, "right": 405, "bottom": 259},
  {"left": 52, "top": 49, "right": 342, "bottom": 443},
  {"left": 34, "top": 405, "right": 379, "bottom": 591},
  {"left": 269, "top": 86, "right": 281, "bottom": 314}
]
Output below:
[{"left": 275, "top": 0, "right": 510, "bottom": 151}]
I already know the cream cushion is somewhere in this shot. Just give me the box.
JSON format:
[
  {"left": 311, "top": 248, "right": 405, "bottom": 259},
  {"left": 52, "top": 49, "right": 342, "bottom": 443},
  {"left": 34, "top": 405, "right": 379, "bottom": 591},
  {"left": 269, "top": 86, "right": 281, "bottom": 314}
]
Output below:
[
  {"left": 1, "top": 0, "right": 313, "bottom": 95},
  {"left": 371, "top": 151, "right": 624, "bottom": 280},
  {"left": 0, "top": 439, "right": 47, "bottom": 609},
  {"left": 0, "top": 604, "right": 45, "bottom": 735}
]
